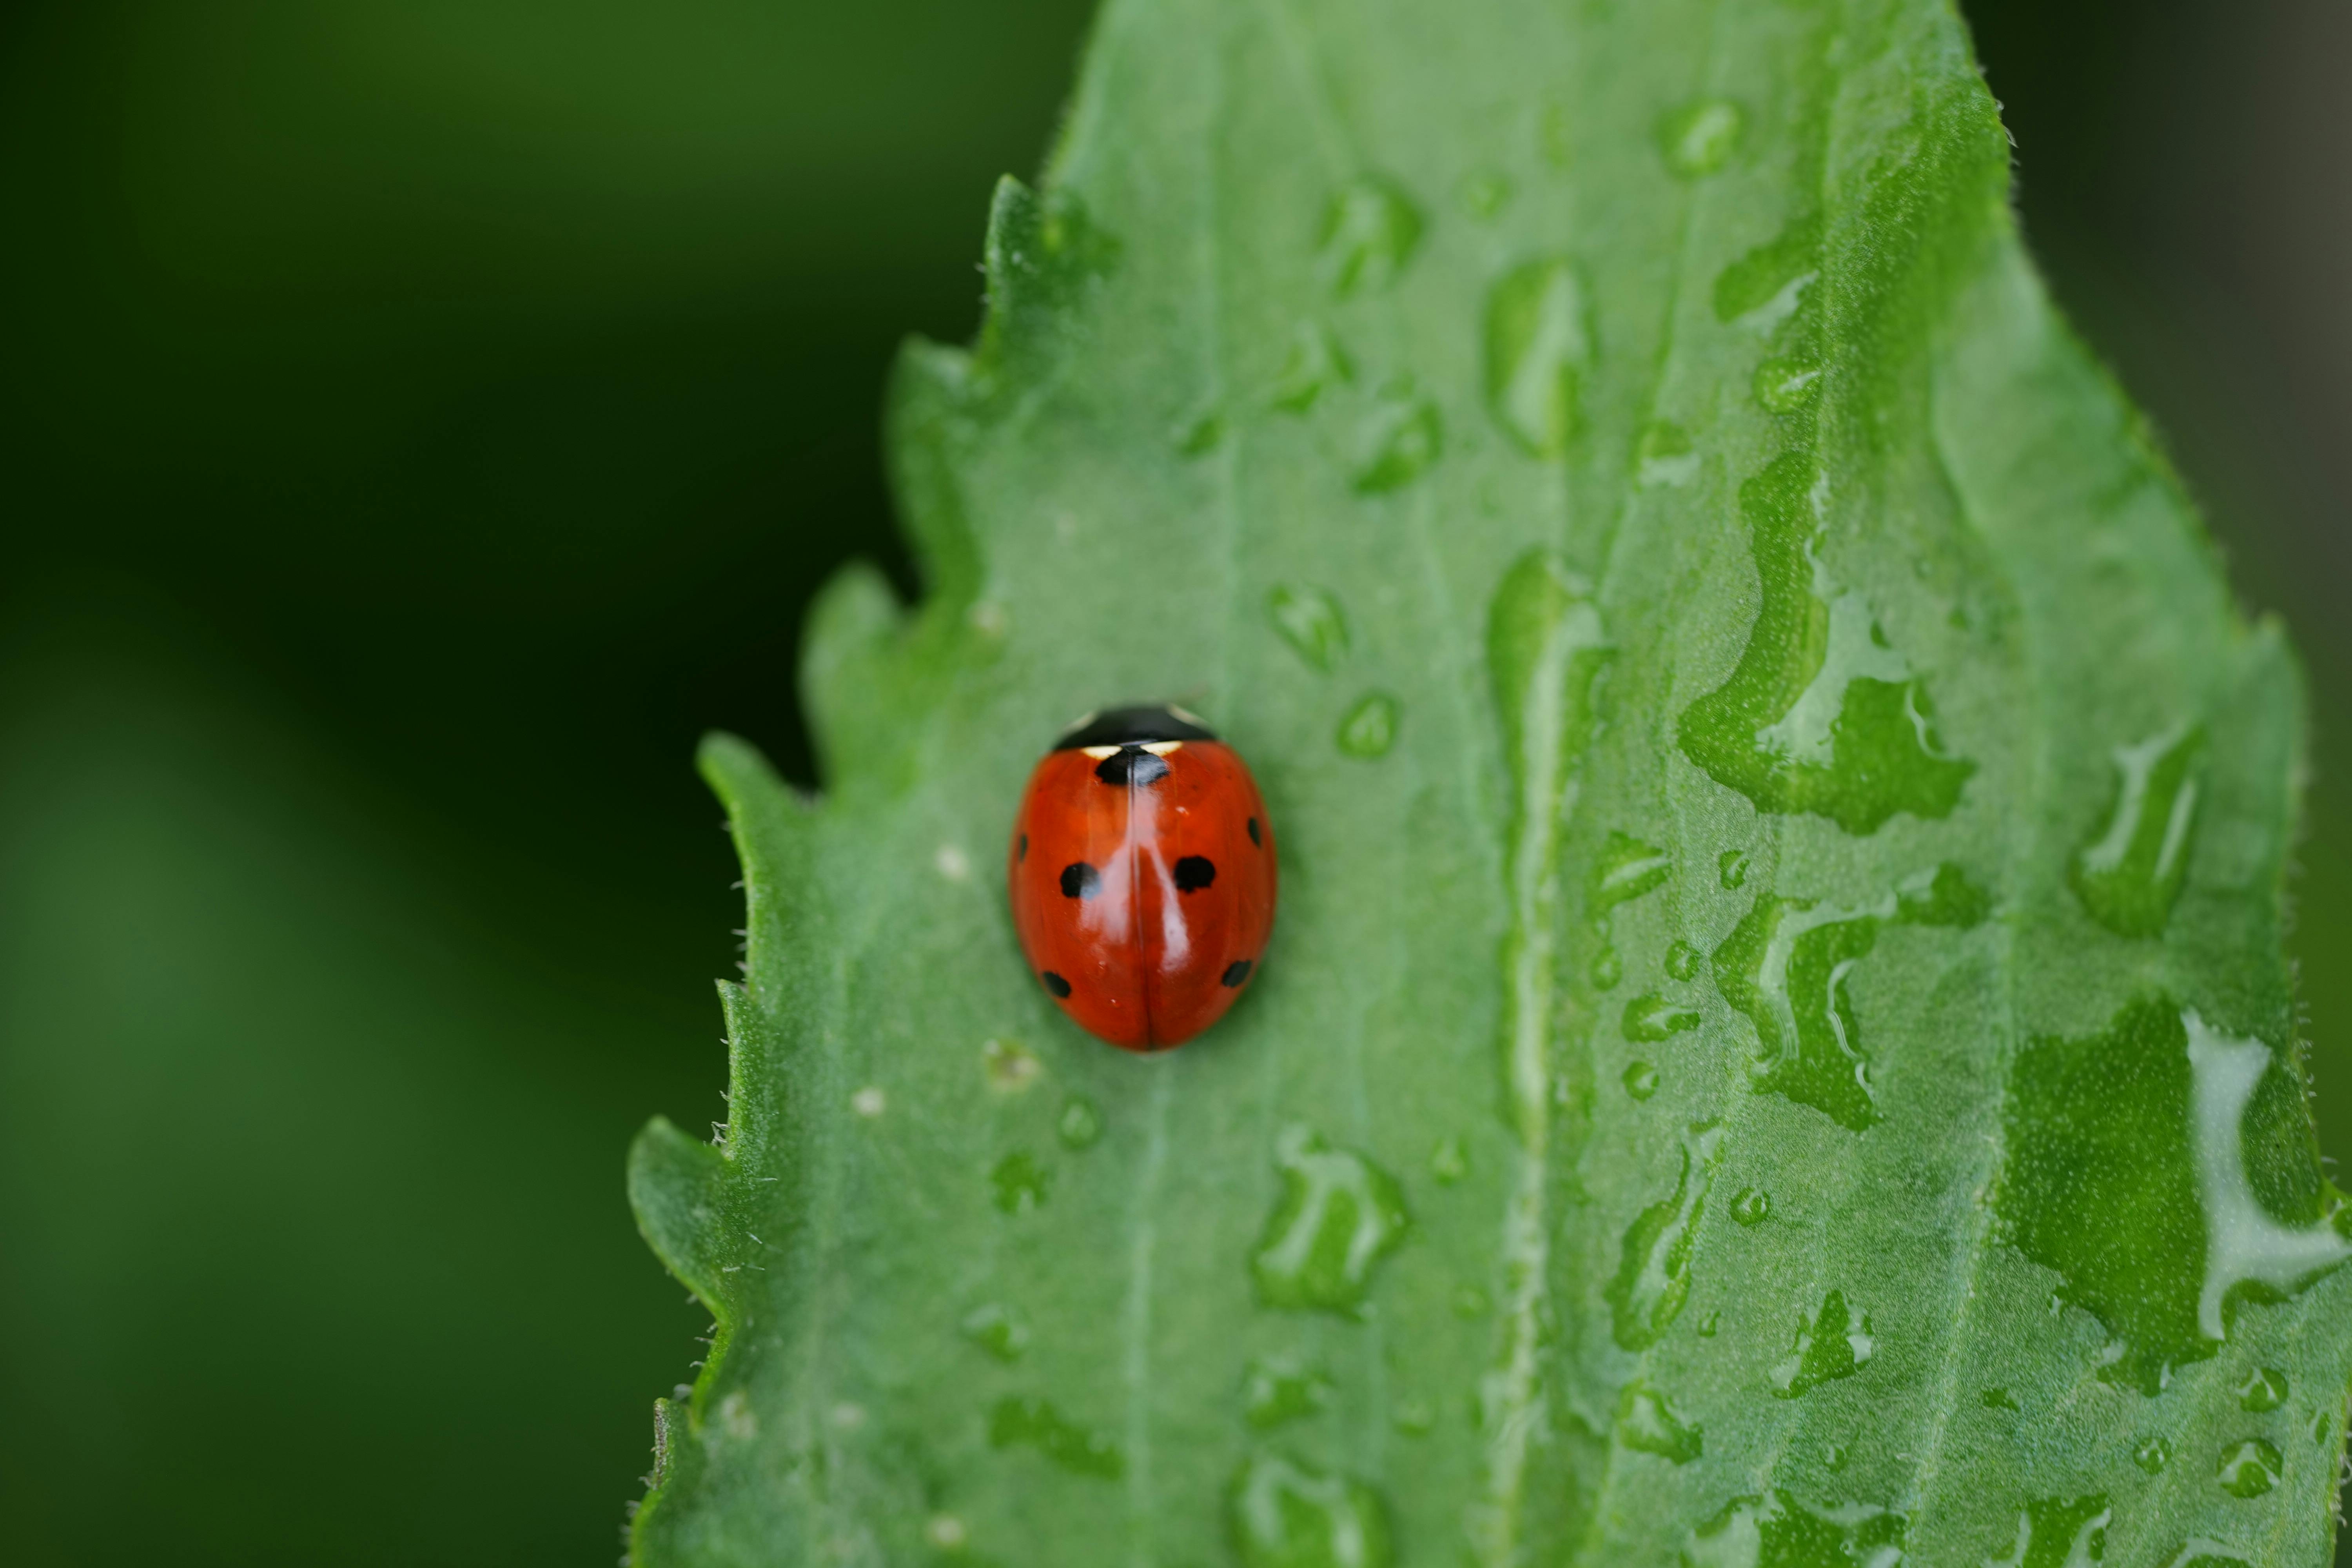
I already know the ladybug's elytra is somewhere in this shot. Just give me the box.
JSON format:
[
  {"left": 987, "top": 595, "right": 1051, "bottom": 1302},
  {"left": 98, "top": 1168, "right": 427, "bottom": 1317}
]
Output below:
[{"left": 1008, "top": 705, "right": 1276, "bottom": 1051}]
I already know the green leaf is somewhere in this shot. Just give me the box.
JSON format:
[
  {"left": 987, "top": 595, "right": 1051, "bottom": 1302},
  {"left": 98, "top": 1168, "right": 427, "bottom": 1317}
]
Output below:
[{"left": 626, "top": 0, "right": 2352, "bottom": 1562}]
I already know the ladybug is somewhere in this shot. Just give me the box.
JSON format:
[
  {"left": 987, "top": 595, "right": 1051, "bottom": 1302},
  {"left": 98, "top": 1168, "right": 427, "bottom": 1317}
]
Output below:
[{"left": 1008, "top": 704, "right": 1276, "bottom": 1051}]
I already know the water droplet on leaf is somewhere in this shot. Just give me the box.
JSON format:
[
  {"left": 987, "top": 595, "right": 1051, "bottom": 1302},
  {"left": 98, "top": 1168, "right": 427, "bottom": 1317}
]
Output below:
[
  {"left": 1243, "top": 1355, "right": 1333, "bottom": 1430},
  {"left": 1337, "top": 693, "right": 1401, "bottom": 759},
  {"left": 1665, "top": 940, "right": 1701, "bottom": 981},
  {"left": 1057, "top": 1095, "right": 1103, "bottom": 1150},
  {"left": 1637, "top": 420, "right": 1699, "bottom": 488},
  {"left": 1429, "top": 1135, "right": 1469, "bottom": 1185},
  {"left": 1352, "top": 383, "right": 1443, "bottom": 492},
  {"left": 982, "top": 1037, "right": 1040, "bottom": 1092},
  {"left": 1684, "top": 1491, "right": 1903, "bottom": 1568},
  {"left": 1319, "top": 176, "right": 1425, "bottom": 299},
  {"left": 1770, "top": 1289, "right": 1873, "bottom": 1398},
  {"left": 2238, "top": 1366, "right": 2288, "bottom": 1412},
  {"left": 991, "top": 1150, "right": 1051, "bottom": 1214},
  {"left": 1719, "top": 849, "right": 1750, "bottom": 889},
  {"left": 1624, "top": 993, "right": 1701, "bottom": 1043},
  {"left": 1459, "top": 169, "right": 1512, "bottom": 218},
  {"left": 2133, "top": 1436, "right": 2172, "bottom": 1474},
  {"left": 1985, "top": 1494, "right": 2110, "bottom": 1568},
  {"left": 1617, "top": 1381, "right": 1703, "bottom": 1464},
  {"left": 1622, "top": 1060, "right": 1661, "bottom": 1100},
  {"left": 1590, "top": 944, "right": 1623, "bottom": 990},
  {"left": 1677, "top": 452, "right": 1973, "bottom": 833},
  {"left": 961, "top": 1302, "right": 1030, "bottom": 1362},
  {"left": 1272, "top": 322, "right": 1354, "bottom": 414},
  {"left": 1483, "top": 258, "right": 1592, "bottom": 457},
  {"left": 1252, "top": 1125, "right": 1410, "bottom": 1316},
  {"left": 988, "top": 1397, "right": 1123, "bottom": 1479},
  {"left": 1658, "top": 98, "right": 1746, "bottom": 178},
  {"left": 1607, "top": 1122, "right": 1723, "bottom": 1349},
  {"left": 2215, "top": 1438, "right": 2280, "bottom": 1499},
  {"left": 1731, "top": 1187, "right": 1771, "bottom": 1226},
  {"left": 1753, "top": 356, "right": 1824, "bottom": 413},
  {"left": 1269, "top": 584, "right": 1350, "bottom": 671},
  {"left": 2071, "top": 723, "right": 2203, "bottom": 937}
]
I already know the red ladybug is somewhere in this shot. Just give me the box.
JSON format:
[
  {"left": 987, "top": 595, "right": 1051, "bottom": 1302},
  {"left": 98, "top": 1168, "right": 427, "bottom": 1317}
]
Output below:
[{"left": 1008, "top": 705, "right": 1276, "bottom": 1051}]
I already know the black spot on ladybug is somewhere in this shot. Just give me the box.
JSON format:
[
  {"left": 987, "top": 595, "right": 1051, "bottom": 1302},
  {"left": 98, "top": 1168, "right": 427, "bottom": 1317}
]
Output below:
[
  {"left": 1221, "top": 959, "right": 1253, "bottom": 988},
  {"left": 1018, "top": 834, "right": 1028, "bottom": 861},
  {"left": 1095, "top": 745, "right": 1171, "bottom": 786},
  {"left": 1174, "top": 856, "right": 1216, "bottom": 892},
  {"left": 1060, "top": 862, "right": 1101, "bottom": 898},
  {"left": 1042, "top": 970, "right": 1072, "bottom": 998},
  {"left": 1247, "top": 816, "right": 1261, "bottom": 846}
]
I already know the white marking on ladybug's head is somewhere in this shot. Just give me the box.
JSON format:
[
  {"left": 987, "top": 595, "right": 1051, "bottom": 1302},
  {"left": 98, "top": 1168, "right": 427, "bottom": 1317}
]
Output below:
[
  {"left": 1081, "top": 744, "right": 1120, "bottom": 759},
  {"left": 1141, "top": 740, "right": 1185, "bottom": 757}
]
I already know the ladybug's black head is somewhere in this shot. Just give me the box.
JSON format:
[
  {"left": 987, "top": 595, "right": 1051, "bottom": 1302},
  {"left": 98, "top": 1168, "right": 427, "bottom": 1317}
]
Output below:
[{"left": 1053, "top": 704, "right": 1218, "bottom": 750}]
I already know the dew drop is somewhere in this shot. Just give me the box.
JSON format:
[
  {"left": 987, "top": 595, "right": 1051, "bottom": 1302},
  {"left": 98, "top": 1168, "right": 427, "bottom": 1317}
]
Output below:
[
  {"left": 1824, "top": 1443, "right": 1850, "bottom": 1472},
  {"left": 1056, "top": 1095, "right": 1103, "bottom": 1151},
  {"left": 1617, "top": 1381, "right": 1703, "bottom": 1464},
  {"left": 1269, "top": 584, "right": 1350, "bottom": 671},
  {"left": 1459, "top": 169, "right": 1512, "bottom": 219},
  {"left": 987, "top": 1397, "right": 1123, "bottom": 1479},
  {"left": 1272, "top": 322, "right": 1354, "bottom": 414},
  {"left": 1712, "top": 211, "right": 1822, "bottom": 327},
  {"left": 1391, "top": 1396, "right": 1436, "bottom": 1436},
  {"left": 1352, "top": 382, "right": 1443, "bottom": 493},
  {"left": 1998, "top": 999, "right": 2350, "bottom": 1395},
  {"left": 1589, "top": 944, "right": 1624, "bottom": 991},
  {"left": 1622, "top": 1060, "right": 1661, "bottom": 1101},
  {"left": 1753, "top": 355, "right": 1824, "bottom": 413},
  {"left": 1319, "top": 176, "right": 1425, "bottom": 299},
  {"left": 1592, "top": 831, "right": 1672, "bottom": 913},
  {"left": 2133, "top": 1436, "right": 2173, "bottom": 1475},
  {"left": 1624, "top": 992, "right": 1701, "bottom": 1043},
  {"left": 982, "top": 1037, "right": 1040, "bottom": 1093},
  {"left": 1719, "top": 849, "right": 1749, "bottom": 889},
  {"left": 851, "top": 1086, "right": 887, "bottom": 1118},
  {"left": 1985, "top": 1494, "right": 2110, "bottom": 1568},
  {"left": 1769, "top": 1290, "right": 1873, "bottom": 1398},
  {"left": 1658, "top": 98, "right": 1746, "bottom": 178},
  {"left": 1251, "top": 1124, "right": 1410, "bottom": 1316},
  {"left": 1980, "top": 1387, "right": 2019, "bottom": 1412},
  {"left": 1696, "top": 1311, "right": 1720, "bottom": 1338},
  {"left": 990, "top": 1150, "right": 1051, "bottom": 1214},
  {"left": 1677, "top": 452, "right": 1974, "bottom": 834},
  {"left": 1230, "top": 1451, "right": 1393, "bottom": 1568},
  {"left": 1665, "top": 940, "right": 1702, "bottom": 981},
  {"left": 1175, "top": 407, "right": 1226, "bottom": 455},
  {"left": 718, "top": 1388, "right": 757, "bottom": 1441},
  {"left": 1483, "top": 258, "right": 1592, "bottom": 458},
  {"left": 1730, "top": 1187, "right": 1771, "bottom": 1226},
  {"left": 924, "top": 1514, "right": 967, "bottom": 1550},
  {"left": 2238, "top": 1366, "right": 2288, "bottom": 1412},
  {"left": 2215, "top": 1438, "right": 2281, "bottom": 1499},
  {"left": 1337, "top": 693, "right": 1401, "bottom": 759},
  {"left": 1637, "top": 420, "right": 1699, "bottom": 488},
  {"left": 1685, "top": 1491, "right": 1904, "bottom": 1568},
  {"left": 1606, "top": 1122, "right": 1723, "bottom": 1349},
  {"left": 1429, "top": 1135, "right": 1469, "bottom": 1185},
  {"left": 960, "top": 1302, "right": 1030, "bottom": 1363},
  {"left": 1714, "top": 896, "right": 1887, "bottom": 1131},
  {"left": 2071, "top": 723, "right": 2203, "bottom": 937},
  {"left": 1243, "top": 1355, "right": 1332, "bottom": 1430},
  {"left": 2160, "top": 1543, "right": 2249, "bottom": 1568}
]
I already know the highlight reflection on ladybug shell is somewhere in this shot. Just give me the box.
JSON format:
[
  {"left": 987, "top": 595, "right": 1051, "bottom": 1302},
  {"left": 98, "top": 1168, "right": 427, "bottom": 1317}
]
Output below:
[{"left": 1007, "top": 706, "right": 1276, "bottom": 1051}]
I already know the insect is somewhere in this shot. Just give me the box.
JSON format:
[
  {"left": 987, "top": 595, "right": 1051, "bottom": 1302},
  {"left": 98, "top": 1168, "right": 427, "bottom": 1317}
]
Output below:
[{"left": 1007, "top": 704, "right": 1276, "bottom": 1051}]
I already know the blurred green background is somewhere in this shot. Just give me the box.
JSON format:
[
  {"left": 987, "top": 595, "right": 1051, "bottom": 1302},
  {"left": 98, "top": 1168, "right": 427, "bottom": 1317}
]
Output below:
[{"left": 0, "top": 0, "right": 2343, "bottom": 1561}]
